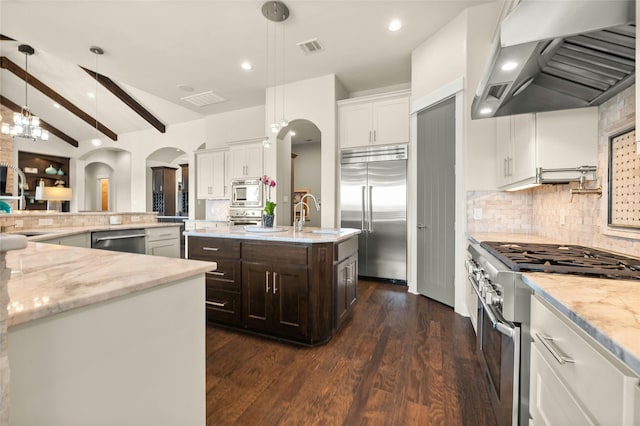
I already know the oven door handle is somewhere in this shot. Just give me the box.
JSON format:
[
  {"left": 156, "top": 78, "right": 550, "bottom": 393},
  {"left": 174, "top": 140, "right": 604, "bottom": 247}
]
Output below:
[{"left": 468, "top": 275, "right": 515, "bottom": 338}]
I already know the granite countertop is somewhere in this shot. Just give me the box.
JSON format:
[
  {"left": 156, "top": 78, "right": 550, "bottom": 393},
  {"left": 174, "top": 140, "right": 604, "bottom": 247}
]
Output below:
[
  {"left": 5, "top": 242, "right": 212, "bottom": 328},
  {"left": 467, "top": 231, "right": 640, "bottom": 375},
  {"left": 185, "top": 225, "right": 361, "bottom": 243},
  {"left": 10, "top": 222, "right": 181, "bottom": 242}
]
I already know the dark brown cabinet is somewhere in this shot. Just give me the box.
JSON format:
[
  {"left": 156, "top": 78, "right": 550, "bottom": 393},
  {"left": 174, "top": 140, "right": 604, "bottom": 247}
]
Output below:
[
  {"left": 187, "top": 234, "right": 358, "bottom": 346},
  {"left": 179, "top": 163, "right": 188, "bottom": 215},
  {"left": 187, "top": 237, "right": 242, "bottom": 326},
  {"left": 151, "top": 166, "right": 176, "bottom": 216}
]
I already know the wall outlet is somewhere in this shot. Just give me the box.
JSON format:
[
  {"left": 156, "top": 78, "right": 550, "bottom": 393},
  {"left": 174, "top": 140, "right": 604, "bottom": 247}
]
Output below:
[
  {"left": 473, "top": 208, "right": 483, "bottom": 220},
  {"left": 560, "top": 214, "right": 566, "bottom": 225}
]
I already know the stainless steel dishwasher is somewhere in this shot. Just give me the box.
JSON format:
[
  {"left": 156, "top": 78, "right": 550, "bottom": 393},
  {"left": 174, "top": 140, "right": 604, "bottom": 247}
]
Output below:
[{"left": 91, "top": 228, "right": 146, "bottom": 254}]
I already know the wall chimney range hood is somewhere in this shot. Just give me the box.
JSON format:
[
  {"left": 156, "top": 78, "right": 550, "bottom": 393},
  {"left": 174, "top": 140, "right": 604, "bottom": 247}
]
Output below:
[{"left": 471, "top": 0, "right": 635, "bottom": 119}]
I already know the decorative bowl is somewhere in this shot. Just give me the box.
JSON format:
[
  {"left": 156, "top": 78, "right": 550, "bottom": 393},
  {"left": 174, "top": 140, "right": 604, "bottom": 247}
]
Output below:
[
  {"left": 45, "top": 165, "right": 57, "bottom": 175},
  {"left": 57, "top": 169, "right": 64, "bottom": 175}
]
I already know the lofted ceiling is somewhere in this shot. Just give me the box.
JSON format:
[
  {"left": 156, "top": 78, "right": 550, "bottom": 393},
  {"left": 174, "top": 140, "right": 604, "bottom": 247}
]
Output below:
[{"left": 0, "top": 0, "right": 490, "bottom": 147}]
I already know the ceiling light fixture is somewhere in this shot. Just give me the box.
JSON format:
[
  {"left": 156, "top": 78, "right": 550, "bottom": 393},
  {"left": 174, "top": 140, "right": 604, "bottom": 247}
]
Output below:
[
  {"left": 241, "top": 61, "right": 253, "bottom": 71},
  {"left": 262, "top": 1, "right": 289, "bottom": 139},
  {"left": 53, "top": 103, "right": 61, "bottom": 109},
  {"left": 1, "top": 44, "right": 49, "bottom": 141},
  {"left": 90, "top": 46, "right": 104, "bottom": 147},
  {"left": 501, "top": 61, "right": 518, "bottom": 71},
  {"left": 479, "top": 107, "right": 492, "bottom": 115},
  {"left": 388, "top": 19, "right": 402, "bottom": 32}
]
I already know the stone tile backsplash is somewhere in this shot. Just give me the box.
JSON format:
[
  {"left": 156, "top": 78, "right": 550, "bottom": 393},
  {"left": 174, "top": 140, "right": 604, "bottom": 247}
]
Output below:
[{"left": 467, "top": 85, "right": 640, "bottom": 257}]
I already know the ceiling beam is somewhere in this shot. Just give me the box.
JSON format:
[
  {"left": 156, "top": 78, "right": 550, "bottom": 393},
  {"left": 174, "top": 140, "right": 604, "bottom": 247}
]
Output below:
[
  {"left": 81, "top": 66, "right": 166, "bottom": 134},
  {"left": 0, "top": 34, "right": 16, "bottom": 41},
  {"left": 0, "top": 95, "right": 79, "bottom": 147},
  {"left": 0, "top": 56, "right": 118, "bottom": 141}
]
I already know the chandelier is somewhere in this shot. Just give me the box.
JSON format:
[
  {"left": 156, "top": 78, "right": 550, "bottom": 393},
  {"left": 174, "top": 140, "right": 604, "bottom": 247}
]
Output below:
[{"left": 1, "top": 44, "right": 49, "bottom": 141}]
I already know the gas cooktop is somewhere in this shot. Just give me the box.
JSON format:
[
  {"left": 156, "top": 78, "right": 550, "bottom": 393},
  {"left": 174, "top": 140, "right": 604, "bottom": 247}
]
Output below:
[{"left": 480, "top": 241, "right": 640, "bottom": 280}]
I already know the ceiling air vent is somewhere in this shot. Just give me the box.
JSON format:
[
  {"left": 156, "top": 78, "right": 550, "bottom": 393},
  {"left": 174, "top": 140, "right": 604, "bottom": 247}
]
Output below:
[
  {"left": 297, "top": 38, "right": 324, "bottom": 55},
  {"left": 180, "top": 90, "right": 227, "bottom": 107}
]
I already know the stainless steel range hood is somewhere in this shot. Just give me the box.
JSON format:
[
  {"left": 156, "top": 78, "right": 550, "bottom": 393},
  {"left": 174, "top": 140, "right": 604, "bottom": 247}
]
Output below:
[{"left": 471, "top": 0, "right": 635, "bottom": 119}]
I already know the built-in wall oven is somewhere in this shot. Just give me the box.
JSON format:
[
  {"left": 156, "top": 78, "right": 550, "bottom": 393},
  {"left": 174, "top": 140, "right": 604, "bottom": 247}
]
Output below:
[
  {"left": 229, "top": 207, "right": 262, "bottom": 226},
  {"left": 466, "top": 242, "right": 531, "bottom": 426},
  {"left": 230, "top": 178, "right": 263, "bottom": 208}
]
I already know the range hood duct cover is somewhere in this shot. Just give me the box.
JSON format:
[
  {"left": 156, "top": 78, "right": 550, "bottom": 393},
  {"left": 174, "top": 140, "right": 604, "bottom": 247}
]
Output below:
[{"left": 471, "top": 0, "right": 635, "bottom": 119}]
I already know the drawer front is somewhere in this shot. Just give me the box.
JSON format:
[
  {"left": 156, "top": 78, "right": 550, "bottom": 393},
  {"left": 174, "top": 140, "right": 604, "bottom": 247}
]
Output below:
[
  {"left": 146, "top": 226, "right": 180, "bottom": 242},
  {"left": 188, "top": 236, "right": 241, "bottom": 260},
  {"left": 242, "top": 242, "right": 308, "bottom": 265},
  {"left": 205, "top": 287, "right": 241, "bottom": 325},
  {"left": 336, "top": 236, "right": 358, "bottom": 263},
  {"left": 531, "top": 296, "right": 638, "bottom": 425},
  {"left": 205, "top": 260, "right": 241, "bottom": 291}
]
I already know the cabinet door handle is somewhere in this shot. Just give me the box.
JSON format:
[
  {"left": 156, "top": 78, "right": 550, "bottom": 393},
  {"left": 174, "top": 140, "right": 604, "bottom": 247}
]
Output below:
[
  {"left": 210, "top": 271, "right": 225, "bottom": 277},
  {"left": 504, "top": 158, "right": 507, "bottom": 177},
  {"left": 369, "top": 130, "right": 372, "bottom": 143},
  {"left": 206, "top": 300, "right": 227, "bottom": 308},
  {"left": 203, "top": 247, "right": 220, "bottom": 251},
  {"left": 265, "top": 271, "right": 270, "bottom": 293},
  {"left": 273, "top": 272, "right": 278, "bottom": 294},
  {"left": 373, "top": 130, "right": 376, "bottom": 142},
  {"left": 536, "top": 333, "right": 575, "bottom": 365}
]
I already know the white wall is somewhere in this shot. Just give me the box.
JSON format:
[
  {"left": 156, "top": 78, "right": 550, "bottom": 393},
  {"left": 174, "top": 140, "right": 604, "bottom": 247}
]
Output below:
[
  {"left": 292, "top": 142, "right": 321, "bottom": 228},
  {"left": 265, "top": 74, "right": 338, "bottom": 227},
  {"left": 204, "top": 105, "right": 266, "bottom": 149},
  {"left": 410, "top": 2, "right": 503, "bottom": 315}
]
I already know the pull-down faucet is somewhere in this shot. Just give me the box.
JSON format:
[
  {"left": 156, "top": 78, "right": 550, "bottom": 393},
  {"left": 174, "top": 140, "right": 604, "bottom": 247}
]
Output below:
[
  {"left": 294, "top": 193, "right": 320, "bottom": 232},
  {"left": 0, "top": 162, "right": 26, "bottom": 210}
]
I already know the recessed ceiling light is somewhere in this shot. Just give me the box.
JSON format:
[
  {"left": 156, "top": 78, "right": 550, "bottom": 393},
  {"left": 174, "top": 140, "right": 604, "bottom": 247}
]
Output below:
[
  {"left": 241, "top": 62, "right": 253, "bottom": 71},
  {"left": 388, "top": 19, "right": 402, "bottom": 32},
  {"left": 501, "top": 61, "right": 518, "bottom": 71},
  {"left": 479, "top": 107, "right": 492, "bottom": 115},
  {"left": 88, "top": 92, "right": 95, "bottom": 99},
  {"left": 53, "top": 102, "right": 61, "bottom": 109},
  {"left": 91, "top": 138, "right": 103, "bottom": 146},
  {"left": 290, "top": 131, "right": 296, "bottom": 136}
]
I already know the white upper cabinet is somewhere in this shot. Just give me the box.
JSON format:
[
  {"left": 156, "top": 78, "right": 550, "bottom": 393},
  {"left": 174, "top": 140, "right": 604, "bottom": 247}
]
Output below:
[
  {"left": 196, "top": 149, "right": 228, "bottom": 199},
  {"left": 228, "top": 140, "right": 264, "bottom": 179},
  {"left": 495, "top": 107, "right": 598, "bottom": 190},
  {"left": 338, "top": 90, "right": 410, "bottom": 149}
]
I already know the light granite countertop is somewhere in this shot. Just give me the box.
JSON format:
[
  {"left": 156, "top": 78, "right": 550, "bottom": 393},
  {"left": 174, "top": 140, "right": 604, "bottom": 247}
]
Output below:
[
  {"left": 467, "top": 231, "right": 640, "bottom": 375},
  {"left": 5, "top": 242, "right": 212, "bottom": 327},
  {"left": 9, "top": 222, "right": 181, "bottom": 242},
  {"left": 185, "top": 225, "right": 361, "bottom": 243}
]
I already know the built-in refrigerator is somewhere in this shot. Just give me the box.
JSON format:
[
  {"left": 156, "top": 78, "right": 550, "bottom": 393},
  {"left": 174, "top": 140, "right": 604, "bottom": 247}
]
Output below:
[{"left": 340, "top": 144, "right": 407, "bottom": 282}]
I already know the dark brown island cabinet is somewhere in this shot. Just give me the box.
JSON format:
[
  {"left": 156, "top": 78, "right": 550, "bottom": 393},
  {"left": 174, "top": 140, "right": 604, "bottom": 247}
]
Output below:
[{"left": 187, "top": 235, "right": 358, "bottom": 346}]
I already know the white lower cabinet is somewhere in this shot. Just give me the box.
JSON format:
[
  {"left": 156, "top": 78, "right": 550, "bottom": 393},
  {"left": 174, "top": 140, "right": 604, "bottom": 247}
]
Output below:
[
  {"left": 529, "top": 295, "right": 640, "bottom": 425},
  {"left": 41, "top": 232, "right": 90, "bottom": 248},
  {"left": 145, "top": 226, "right": 180, "bottom": 258}
]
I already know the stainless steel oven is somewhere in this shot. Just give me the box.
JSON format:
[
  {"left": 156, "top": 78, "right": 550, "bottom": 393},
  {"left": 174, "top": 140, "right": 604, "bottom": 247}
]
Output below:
[
  {"left": 230, "top": 178, "right": 263, "bottom": 207},
  {"left": 466, "top": 243, "right": 531, "bottom": 426},
  {"left": 229, "top": 207, "right": 262, "bottom": 226}
]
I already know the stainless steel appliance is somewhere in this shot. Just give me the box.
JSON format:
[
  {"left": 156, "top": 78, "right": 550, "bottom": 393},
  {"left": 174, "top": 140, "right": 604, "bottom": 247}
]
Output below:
[
  {"left": 466, "top": 240, "right": 640, "bottom": 425},
  {"left": 230, "top": 178, "right": 263, "bottom": 208},
  {"left": 229, "top": 207, "right": 262, "bottom": 226},
  {"left": 91, "top": 228, "right": 146, "bottom": 254},
  {"left": 471, "top": 0, "right": 635, "bottom": 119},
  {"left": 466, "top": 242, "right": 531, "bottom": 426},
  {"left": 340, "top": 144, "right": 407, "bottom": 282}
]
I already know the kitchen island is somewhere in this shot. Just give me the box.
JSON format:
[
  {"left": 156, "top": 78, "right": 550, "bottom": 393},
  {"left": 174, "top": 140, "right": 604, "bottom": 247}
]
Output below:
[
  {"left": 185, "top": 225, "right": 360, "bottom": 346},
  {"left": 5, "top": 241, "right": 213, "bottom": 426}
]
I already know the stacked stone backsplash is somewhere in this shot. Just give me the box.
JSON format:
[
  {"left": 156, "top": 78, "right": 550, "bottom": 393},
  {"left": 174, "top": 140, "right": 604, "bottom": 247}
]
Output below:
[
  {"left": 467, "top": 190, "right": 533, "bottom": 233},
  {"left": 0, "top": 212, "right": 159, "bottom": 233},
  {"left": 468, "top": 85, "right": 640, "bottom": 257}
]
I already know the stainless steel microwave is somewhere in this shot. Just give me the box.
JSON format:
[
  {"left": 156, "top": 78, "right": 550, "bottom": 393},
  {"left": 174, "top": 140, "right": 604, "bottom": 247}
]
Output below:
[{"left": 230, "top": 178, "right": 263, "bottom": 207}]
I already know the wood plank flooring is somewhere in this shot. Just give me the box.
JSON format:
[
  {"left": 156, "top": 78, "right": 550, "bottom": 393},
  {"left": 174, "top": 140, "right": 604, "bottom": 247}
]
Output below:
[{"left": 206, "top": 279, "right": 497, "bottom": 425}]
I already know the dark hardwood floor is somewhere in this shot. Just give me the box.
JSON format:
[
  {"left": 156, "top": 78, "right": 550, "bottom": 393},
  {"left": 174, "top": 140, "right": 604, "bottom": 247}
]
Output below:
[{"left": 206, "top": 279, "right": 497, "bottom": 425}]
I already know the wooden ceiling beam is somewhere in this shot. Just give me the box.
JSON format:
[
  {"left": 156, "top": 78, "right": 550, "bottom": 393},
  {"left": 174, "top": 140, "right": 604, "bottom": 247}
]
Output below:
[
  {"left": 0, "top": 56, "right": 118, "bottom": 141},
  {"left": 81, "top": 66, "right": 166, "bottom": 134},
  {"left": 0, "top": 34, "right": 16, "bottom": 41},
  {"left": 0, "top": 95, "right": 79, "bottom": 147}
]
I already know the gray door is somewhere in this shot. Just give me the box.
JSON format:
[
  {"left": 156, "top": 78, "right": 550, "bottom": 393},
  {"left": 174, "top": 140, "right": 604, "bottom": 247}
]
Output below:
[{"left": 416, "top": 97, "right": 455, "bottom": 306}]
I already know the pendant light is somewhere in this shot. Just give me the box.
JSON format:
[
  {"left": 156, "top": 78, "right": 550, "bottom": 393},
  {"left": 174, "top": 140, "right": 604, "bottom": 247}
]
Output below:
[
  {"left": 1, "top": 44, "right": 50, "bottom": 141},
  {"left": 262, "top": 1, "right": 289, "bottom": 138},
  {"left": 89, "top": 46, "right": 104, "bottom": 147}
]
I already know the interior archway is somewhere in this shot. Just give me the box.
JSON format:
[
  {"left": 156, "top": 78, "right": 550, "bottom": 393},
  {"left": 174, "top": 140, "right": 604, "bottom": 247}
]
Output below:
[
  {"left": 276, "top": 119, "right": 321, "bottom": 227},
  {"left": 145, "top": 147, "right": 189, "bottom": 216}
]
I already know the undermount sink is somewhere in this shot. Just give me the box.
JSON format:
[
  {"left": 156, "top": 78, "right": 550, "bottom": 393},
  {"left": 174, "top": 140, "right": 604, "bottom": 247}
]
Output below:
[{"left": 310, "top": 228, "right": 343, "bottom": 235}]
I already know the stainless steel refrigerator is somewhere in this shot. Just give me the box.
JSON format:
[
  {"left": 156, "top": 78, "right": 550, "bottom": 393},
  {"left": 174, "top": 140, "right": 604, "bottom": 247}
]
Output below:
[{"left": 340, "top": 144, "right": 407, "bottom": 282}]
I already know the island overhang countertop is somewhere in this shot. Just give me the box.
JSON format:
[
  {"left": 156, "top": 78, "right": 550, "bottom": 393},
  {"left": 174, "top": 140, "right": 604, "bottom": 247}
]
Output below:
[
  {"left": 184, "top": 225, "right": 360, "bottom": 243},
  {"left": 5, "top": 242, "right": 213, "bottom": 327}
]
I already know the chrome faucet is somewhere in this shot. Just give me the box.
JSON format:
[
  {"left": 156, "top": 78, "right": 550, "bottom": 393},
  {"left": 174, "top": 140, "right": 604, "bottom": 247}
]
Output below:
[
  {"left": 294, "top": 193, "right": 320, "bottom": 232},
  {"left": 0, "top": 162, "right": 26, "bottom": 210}
]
